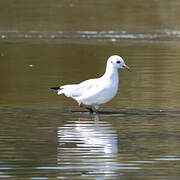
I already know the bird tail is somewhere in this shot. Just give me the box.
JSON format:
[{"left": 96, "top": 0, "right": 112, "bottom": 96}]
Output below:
[
  {"left": 50, "top": 87, "right": 63, "bottom": 95},
  {"left": 51, "top": 84, "right": 77, "bottom": 96}
]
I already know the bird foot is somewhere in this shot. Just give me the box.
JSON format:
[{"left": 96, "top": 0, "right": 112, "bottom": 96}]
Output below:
[
  {"left": 86, "top": 107, "right": 94, "bottom": 114},
  {"left": 78, "top": 103, "right": 94, "bottom": 114}
]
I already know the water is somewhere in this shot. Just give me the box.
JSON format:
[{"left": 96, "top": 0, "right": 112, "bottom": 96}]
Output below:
[
  {"left": 1, "top": 108, "right": 180, "bottom": 179},
  {"left": 1, "top": 0, "right": 180, "bottom": 179}
]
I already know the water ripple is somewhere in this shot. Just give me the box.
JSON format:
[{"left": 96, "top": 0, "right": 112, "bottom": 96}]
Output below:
[{"left": 1, "top": 29, "right": 180, "bottom": 42}]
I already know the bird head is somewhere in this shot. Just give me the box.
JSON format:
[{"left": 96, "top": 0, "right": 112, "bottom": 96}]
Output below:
[{"left": 107, "top": 55, "right": 130, "bottom": 71}]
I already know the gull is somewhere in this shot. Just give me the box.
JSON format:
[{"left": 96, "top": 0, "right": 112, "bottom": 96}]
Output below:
[{"left": 51, "top": 55, "right": 130, "bottom": 113}]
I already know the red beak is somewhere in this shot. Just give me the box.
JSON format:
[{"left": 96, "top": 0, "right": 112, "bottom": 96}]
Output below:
[{"left": 123, "top": 65, "right": 131, "bottom": 71}]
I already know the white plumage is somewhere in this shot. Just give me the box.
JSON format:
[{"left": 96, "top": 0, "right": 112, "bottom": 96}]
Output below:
[{"left": 51, "top": 55, "right": 130, "bottom": 113}]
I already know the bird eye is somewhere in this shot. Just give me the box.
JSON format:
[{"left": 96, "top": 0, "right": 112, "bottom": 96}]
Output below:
[{"left": 117, "top": 61, "right": 121, "bottom": 64}]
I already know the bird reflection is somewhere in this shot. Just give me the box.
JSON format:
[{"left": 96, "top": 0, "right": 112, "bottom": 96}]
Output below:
[
  {"left": 58, "top": 114, "right": 118, "bottom": 154},
  {"left": 57, "top": 114, "right": 118, "bottom": 176}
]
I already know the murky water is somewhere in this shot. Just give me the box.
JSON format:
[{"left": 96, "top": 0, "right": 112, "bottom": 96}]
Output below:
[
  {"left": 1, "top": 0, "right": 180, "bottom": 179},
  {"left": 1, "top": 107, "right": 180, "bottom": 179}
]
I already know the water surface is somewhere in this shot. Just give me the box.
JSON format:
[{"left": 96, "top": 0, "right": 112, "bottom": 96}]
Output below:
[
  {"left": 1, "top": 0, "right": 180, "bottom": 179},
  {"left": 1, "top": 107, "right": 180, "bottom": 179}
]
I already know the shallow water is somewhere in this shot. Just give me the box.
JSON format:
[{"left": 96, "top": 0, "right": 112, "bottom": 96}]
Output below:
[
  {"left": 1, "top": 107, "right": 180, "bottom": 179},
  {"left": 1, "top": 0, "right": 180, "bottom": 179}
]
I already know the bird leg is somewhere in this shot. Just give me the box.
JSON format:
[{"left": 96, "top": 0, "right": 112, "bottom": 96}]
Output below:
[
  {"left": 95, "top": 110, "right": 99, "bottom": 114},
  {"left": 78, "top": 102, "right": 85, "bottom": 109},
  {"left": 94, "top": 105, "right": 99, "bottom": 114},
  {"left": 78, "top": 102, "right": 94, "bottom": 113}
]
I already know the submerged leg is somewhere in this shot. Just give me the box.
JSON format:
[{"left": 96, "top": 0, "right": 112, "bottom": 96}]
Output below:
[{"left": 78, "top": 102, "right": 94, "bottom": 113}]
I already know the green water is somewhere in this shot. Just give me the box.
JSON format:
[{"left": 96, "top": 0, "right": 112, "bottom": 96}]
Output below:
[{"left": 1, "top": 0, "right": 180, "bottom": 179}]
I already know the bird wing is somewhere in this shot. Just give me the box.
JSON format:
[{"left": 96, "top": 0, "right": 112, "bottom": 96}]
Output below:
[{"left": 59, "top": 78, "right": 99, "bottom": 98}]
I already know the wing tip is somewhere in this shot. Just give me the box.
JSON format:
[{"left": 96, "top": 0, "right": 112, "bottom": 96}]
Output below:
[
  {"left": 50, "top": 87, "right": 59, "bottom": 92},
  {"left": 50, "top": 87, "right": 64, "bottom": 94}
]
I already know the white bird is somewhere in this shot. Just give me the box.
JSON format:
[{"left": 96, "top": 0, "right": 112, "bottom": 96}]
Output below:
[{"left": 51, "top": 55, "right": 130, "bottom": 113}]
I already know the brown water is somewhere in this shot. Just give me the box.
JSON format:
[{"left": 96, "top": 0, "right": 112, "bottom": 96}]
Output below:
[{"left": 1, "top": 0, "right": 180, "bottom": 179}]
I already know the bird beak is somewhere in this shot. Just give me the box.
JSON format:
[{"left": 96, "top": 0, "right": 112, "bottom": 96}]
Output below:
[{"left": 123, "top": 65, "right": 131, "bottom": 71}]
